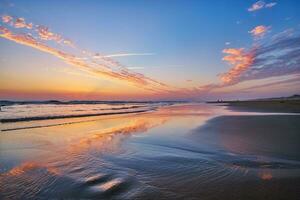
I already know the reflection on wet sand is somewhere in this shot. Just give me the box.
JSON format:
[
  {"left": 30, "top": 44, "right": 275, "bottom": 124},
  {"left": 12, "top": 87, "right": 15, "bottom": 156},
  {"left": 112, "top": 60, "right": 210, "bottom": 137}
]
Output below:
[
  {"left": 66, "top": 118, "right": 168, "bottom": 155},
  {"left": 4, "top": 162, "right": 60, "bottom": 177},
  {"left": 0, "top": 110, "right": 170, "bottom": 199},
  {"left": 260, "top": 171, "right": 273, "bottom": 180},
  {"left": 2, "top": 118, "right": 163, "bottom": 177},
  {"left": 1, "top": 104, "right": 300, "bottom": 199}
]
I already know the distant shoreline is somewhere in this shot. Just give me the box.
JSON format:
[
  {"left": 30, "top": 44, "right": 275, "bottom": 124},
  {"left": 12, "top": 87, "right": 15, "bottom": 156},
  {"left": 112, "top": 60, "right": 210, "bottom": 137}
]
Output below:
[
  {"left": 0, "top": 100, "right": 186, "bottom": 106},
  {"left": 207, "top": 99, "right": 300, "bottom": 113}
]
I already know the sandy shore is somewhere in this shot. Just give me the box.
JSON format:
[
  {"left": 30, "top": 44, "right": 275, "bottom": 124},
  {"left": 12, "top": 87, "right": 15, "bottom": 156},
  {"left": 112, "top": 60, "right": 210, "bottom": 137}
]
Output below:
[
  {"left": 194, "top": 115, "right": 300, "bottom": 160},
  {"left": 208, "top": 100, "right": 300, "bottom": 113},
  {"left": 1, "top": 103, "right": 300, "bottom": 199}
]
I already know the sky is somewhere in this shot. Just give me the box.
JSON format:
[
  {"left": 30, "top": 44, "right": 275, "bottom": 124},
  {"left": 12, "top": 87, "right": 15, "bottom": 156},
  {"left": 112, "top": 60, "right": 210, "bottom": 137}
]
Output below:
[{"left": 0, "top": 0, "right": 300, "bottom": 101}]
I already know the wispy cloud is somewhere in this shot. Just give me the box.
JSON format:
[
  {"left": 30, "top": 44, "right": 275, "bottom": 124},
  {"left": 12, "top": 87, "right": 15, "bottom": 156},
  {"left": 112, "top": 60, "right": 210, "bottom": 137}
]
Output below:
[
  {"left": 249, "top": 25, "right": 270, "bottom": 38},
  {"left": 1, "top": 14, "right": 74, "bottom": 47},
  {"left": 0, "top": 12, "right": 298, "bottom": 100},
  {"left": 221, "top": 30, "right": 300, "bottom": 86},
  {"left": 220, "top": 48, "right": 255, "bottom": 84},
  {"left": 36, "top": 25, "right": 62, "bottom": 41},
  {"left": 243, "top": 75, "right": 300, "bottom": 91},
  {"left": 0, "top": 15, "right": 172, "bottom": 93},
  {"left": 103, "top": 53, "right": 155, "bottom": 58},
  {"left": 14, "top": 17, "right": 33, "bottom": 29},
  {"left": 192, "top": 28, "right": 300, "bottom": 98},
  {"left": 248, "top": 1, "right": 265, "bottom": 12},
  {"left": 265, "top": 2, "right": 277, "bottom": 8},
  {"left": 248, "top": 1, "right": 277, "bottom": 12},
  {"left": 2, "top": 15, "right": 33, "bottom": 29},
  {"left": 241, "top": 34, "right": 300, "bottom": 82},
  {"left": 2, "top": 15, "right": 13, "bottom": 23},
  {"left": 127, "top": 66, "right": 145, "bottom": 70}
]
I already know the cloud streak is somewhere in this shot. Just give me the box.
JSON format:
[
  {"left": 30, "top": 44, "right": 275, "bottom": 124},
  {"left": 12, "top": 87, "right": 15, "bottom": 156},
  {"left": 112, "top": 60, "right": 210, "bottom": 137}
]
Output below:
[
  {"left": 265, "top": 2, "right": 277, "bottom": 8},
  {"left": 0, "top": 15, "right": 172, "bottom": 93},
  {"left": 104, "top": 53, "right": 155, "bottom": 58},
  {"left": 1, "top": 14, "right": 74, "bottom": 47},
  {"left": 241, "top": 35, "right": 300, "bottom": 82},
  {"left": 1, "top": 12, "right": 298, "bottom": 100},
  {"left": 2, "top": 15, "right": 33, "bottom": 29},
  {"left": 242, "top": 75, "right": 300, "bottom": 91},
  {"left": 221, "top": 30, "right": 300, "bottom": 86},
  {"left": 191, "top": 29, "right": 300, "bottom": 98}
]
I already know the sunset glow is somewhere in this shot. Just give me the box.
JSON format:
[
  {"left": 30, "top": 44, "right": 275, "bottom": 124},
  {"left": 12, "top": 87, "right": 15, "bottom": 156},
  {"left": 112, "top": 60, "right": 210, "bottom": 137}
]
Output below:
[{"left": 0, "top": 0, "right": 299, "bottom": 100}]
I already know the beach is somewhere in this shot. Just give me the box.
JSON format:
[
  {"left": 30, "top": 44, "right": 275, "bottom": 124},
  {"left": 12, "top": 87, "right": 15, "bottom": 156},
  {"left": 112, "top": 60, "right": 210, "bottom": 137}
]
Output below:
[
  {"left": 1, "top": 0, "right": 300, "bottom": 199},
  {"left": 209, "top": 99, "right": 300, "bottom": 113},
  {"left": 0, "top": 103, "right": 300, "bottom": 199}
]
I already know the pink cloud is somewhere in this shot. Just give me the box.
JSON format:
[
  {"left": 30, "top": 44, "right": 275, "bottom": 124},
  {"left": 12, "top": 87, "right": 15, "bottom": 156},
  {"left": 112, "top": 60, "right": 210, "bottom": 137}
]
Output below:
[
  {"left": 248, "top": 1, "right": 265, "bottom": 12},
  {"left": 14, "top": 17, "right": 33, "bottom": 29},
  {"left": 1, "top": 15, "right": 74, "bottom": 47},
  {"left": 2, "top": 16, "right": 33, "bottom": 29},
  {"left": 0, "top": 24, "right": 171, "bottom": 93},
  {"left": 36, "top": 25, "right": 62, "bottom": 41},
  {"left": 221, "top": 48, "right": 255, "bottom": 84},
  {"left": 248, "top": 1, "right": 277, "bottom": 12},
  {"left": 1, "top": 15, "right": 13, "bottom": 23}
]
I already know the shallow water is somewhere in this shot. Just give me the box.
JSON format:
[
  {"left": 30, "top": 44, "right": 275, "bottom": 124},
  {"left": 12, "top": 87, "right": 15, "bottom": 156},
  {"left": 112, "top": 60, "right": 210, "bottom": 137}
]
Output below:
[
  {"left": 0, "top": 103, "right": 299, "bottom": 199},
  {"left": 0, "top": 102, "right": 166, "bottom": 123}
]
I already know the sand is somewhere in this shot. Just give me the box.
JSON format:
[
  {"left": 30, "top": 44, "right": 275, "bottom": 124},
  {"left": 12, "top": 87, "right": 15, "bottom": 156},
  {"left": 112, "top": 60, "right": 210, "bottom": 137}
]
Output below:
[
  {"left": 209, "top": 100, "right": 300, "bottom": 113},
  {"left": 1, "top": 103, "right": 300, "bottom": 199}
]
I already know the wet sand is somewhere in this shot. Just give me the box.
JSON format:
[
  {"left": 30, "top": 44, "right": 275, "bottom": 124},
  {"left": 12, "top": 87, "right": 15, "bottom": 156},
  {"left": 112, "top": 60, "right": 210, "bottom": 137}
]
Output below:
[
  {"left": 194, "top": 115, "right": 300, "bottom": 160},
  {"left": 210, "top": 100, "right": 300, "bottom": 113},
  {"left": 0, "top": 103, "right": 300, "bottom": 199}
]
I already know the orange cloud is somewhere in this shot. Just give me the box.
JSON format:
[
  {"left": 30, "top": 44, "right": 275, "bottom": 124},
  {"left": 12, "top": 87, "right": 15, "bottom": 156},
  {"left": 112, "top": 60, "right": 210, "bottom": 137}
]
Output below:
[
  {"left": 0, "top": 15, "right": 179, "bottom": 96},
  {"left": 221, "top": 48, "right": 255, "bottom": 84},
  {"left": 2, "top": 15, "right": 33, "bottom": 29},
  {"left": 36, "top": 25, "right": 62, "bottom": 41},
  {"left": 219, "top": 30, "right": 300, "bottom": 90},
  {"left": 249, "top": 25, "right": 270, "bottom": 38},
  {"left": 0, "top": 24, "right": 171, "bottom": 92},
  {"left": 1, "top": 15, "right": 74, "bottom": 47},
  {"left": 14, "top": 17, "right": 33, "bottom": 29}
]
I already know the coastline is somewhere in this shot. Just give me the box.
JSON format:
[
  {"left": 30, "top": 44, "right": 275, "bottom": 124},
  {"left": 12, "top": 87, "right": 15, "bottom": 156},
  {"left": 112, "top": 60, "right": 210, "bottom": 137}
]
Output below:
[
  {"left": 1, "top": 103, "right": 300, "bottom": 199},
  {"left": 207, "top": 99, "right": 300, "bottom": 113},
  {"left": 0, "top": 109, "right": 152, "bottom": 123},
  {"left": 193, "top": 114, "right": 300, "bottom": 161}
]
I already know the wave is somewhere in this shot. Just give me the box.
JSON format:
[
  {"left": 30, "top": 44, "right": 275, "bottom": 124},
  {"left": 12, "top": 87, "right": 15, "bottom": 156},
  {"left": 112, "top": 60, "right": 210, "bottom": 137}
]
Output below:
[
  {"left": 1, "top": 118, "right": 98, "bottom": 132},
  {"left": 91, "top": 105, "right": 148, "bottom": 111},
  {"left": 1, "top": 109, "right": 152, "bottom": 123}
]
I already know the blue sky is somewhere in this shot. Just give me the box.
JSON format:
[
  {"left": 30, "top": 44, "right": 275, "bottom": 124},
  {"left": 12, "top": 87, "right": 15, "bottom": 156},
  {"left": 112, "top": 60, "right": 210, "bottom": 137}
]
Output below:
[{"left": 0, "top": 0, "right": 300, "bottom": 100}]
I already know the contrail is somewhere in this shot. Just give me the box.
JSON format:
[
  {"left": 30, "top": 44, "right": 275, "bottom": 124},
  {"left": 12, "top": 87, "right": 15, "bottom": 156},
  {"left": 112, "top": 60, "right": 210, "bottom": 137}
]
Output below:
[{"left": 103, "top": 53, "right": 155, "bottom": 58}]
